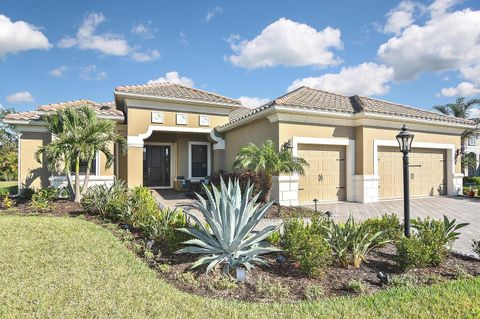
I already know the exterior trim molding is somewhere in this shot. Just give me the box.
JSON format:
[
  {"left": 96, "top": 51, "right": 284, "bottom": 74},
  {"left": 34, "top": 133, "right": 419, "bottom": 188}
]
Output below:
[
  {"left": 127, "top": 125, "right": 213, "bottom": 147},
  {"left": 373, "top": 139, "right": 460, "bottom": 196},
  {"left": 118, "top": 93, "right": 240, "bottom": 109},
  {"left": 209, "top": 129, "right": 225, "bottom": 150}
]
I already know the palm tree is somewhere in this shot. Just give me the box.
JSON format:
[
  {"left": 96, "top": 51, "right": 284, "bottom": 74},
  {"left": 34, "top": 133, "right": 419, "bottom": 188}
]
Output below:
[
  {"left": 433, "top": 97, "right": 480, "bottom": 173},
  {"left": 233, "top": 140, "right": 308, "bottom": 200},
  {"left": 35, "top": 106, "right": 126, "bottom": 202}
]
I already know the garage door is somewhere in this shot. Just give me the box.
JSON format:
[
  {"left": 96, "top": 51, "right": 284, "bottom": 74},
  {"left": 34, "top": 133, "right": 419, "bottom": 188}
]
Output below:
[
  {"left": 298, "top": 144, "right": 346, "bottom": 202},
  {"left": 378, "top": 147, "right": 446, "bottom": 199}
]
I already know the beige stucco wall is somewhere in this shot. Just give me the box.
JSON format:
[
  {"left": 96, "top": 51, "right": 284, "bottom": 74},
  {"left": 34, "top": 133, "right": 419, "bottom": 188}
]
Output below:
[
  {"left": 99, "top": 143, "right": 115, "bottom": 176},
  {"left": 127, "top": 108, "right": 230, "bottom": 136},
  {"left": 223, "top": 118, "right": 278, "bottom": 171},
  {"left": 19, "top": 131, "right": 51, "bottom": 190},
  {"left": 126, "top": 146, "right": 143, "bottom": 187},
  {"left": 359, "top": 126, "right": 462, "bottom": 175},
  {"left": 278, "top": 122, "right": 355, "bottom": 144}
]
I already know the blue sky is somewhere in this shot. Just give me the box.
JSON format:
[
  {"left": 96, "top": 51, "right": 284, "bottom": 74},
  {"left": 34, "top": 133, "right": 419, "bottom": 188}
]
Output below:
[{"left": 1, "top": 0, "right": 480, "bottom": 113}]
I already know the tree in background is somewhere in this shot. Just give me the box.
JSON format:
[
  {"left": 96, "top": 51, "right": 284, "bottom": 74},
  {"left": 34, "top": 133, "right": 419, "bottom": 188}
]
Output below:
[
  {"left": 433, "top": 97, "right": 480, "bottom": 173},
  {"left": 233, "top": 140, "right": 308, "bottom": 201},
  {"left": 35, "top": 106, "right": 126, "bottom": 202},
  {"left": 0, "top": 107, "right": 18, "bottom": 181}
]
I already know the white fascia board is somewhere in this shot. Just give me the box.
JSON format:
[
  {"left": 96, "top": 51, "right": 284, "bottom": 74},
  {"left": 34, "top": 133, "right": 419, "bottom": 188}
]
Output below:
[
  {"left": 116, "top": 92, "right": 240, "bottom": 109},
  {"left": 217, "top": 107, "right": 276, "bottom": 133}
]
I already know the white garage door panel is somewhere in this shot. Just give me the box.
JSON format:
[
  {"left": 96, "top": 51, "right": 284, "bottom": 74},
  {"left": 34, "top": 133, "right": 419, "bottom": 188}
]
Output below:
[
  {"left": 298, "top": 144, "right": 346, "bottom": 202},
  {"left": 379, "top": 147, "right": 446, "bottom": 199}
]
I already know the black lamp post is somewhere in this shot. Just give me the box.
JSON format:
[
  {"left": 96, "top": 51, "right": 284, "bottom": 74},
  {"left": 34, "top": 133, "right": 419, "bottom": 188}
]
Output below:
[{"left": 396, "top": 125, "right": 415, "bottom": 238}]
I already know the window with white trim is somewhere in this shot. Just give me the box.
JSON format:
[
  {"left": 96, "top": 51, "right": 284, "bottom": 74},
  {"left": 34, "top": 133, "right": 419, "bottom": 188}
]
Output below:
[
  {"left": 189, "top": 142, "right": 210, "bottom": 178},
  {"left": 468, "top": 136, "right": 477, "bottom": 146}
]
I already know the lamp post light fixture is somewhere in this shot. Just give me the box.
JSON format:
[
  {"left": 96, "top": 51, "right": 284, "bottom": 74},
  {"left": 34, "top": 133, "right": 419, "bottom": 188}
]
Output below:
[{"left": 396, "top": 124, "right": 415, "bottom": 238}]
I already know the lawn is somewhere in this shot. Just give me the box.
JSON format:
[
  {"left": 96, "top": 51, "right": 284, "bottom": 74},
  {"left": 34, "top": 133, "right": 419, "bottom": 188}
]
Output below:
[
  {"left": 0, "top": 181, "right": 17, "bottom": 194},
  {"left": 1, "top": 215, "right": 480, "bottom": 319}
]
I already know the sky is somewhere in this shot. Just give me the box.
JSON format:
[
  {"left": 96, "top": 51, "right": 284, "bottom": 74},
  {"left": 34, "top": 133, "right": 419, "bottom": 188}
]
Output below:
[{"left": 1, "top": 0, "right": 480, "bottom": 114}]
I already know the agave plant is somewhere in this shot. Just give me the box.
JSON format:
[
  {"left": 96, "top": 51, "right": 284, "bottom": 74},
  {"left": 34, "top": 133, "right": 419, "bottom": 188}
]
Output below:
[{"left": 175, "top": 178, "right": 281, "bottom": 274}]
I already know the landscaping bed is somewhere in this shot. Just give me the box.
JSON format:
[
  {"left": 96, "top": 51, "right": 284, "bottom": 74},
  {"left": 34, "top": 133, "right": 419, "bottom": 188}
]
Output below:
[
  {"left": 264, "top": 204, "right": 317, "bottom": 219},
  {"left": 3, "top": 199, "right": 479, "bottom": 303}
]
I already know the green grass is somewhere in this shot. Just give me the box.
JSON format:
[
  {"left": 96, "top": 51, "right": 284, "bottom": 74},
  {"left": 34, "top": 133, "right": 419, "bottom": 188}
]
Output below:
[
  {"left": 1, "top": 215, "right": 480, "bottom": 318},
  {"left": 0, "top": 181, "right": 17, "bottom": 194}
]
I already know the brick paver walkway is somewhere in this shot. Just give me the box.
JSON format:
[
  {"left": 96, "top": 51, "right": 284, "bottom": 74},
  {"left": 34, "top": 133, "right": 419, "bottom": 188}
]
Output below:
[{"left": 154, "top": 189, "right": 479, "bottom": 256}]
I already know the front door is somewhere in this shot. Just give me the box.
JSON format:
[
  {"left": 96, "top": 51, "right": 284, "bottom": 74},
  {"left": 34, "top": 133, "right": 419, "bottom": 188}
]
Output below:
[{"left": 144, "top": 145, "right": 171, "bottom": 187}]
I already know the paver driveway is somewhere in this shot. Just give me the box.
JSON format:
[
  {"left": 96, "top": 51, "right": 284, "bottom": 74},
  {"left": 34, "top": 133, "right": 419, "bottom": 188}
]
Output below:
[{"left": 308, "top": 197, "right": 479, "bottom": 255}]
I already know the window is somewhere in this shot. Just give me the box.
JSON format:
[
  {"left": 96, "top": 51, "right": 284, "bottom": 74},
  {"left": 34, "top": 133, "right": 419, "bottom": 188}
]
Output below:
[
  {"left": 70, "top": 156, "right": 97, "bottom": 175},
  {"left": 190, "top": 143, "right": 209, "bottom": 178},
  {"left": 469, "top": 136, "right": 477, "bottom": 146}
]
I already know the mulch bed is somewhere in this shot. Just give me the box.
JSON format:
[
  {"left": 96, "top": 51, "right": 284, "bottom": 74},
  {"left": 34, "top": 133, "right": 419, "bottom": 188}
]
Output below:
[
  {"left": 265, "top": 204, "right": 318, "bottom": 219},
  {"left": 2, "top": 200, "right": 480, "bottom": 303}
]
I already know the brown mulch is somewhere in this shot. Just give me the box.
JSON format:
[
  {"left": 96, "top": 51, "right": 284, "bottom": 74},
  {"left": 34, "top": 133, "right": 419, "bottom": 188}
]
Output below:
[
  {"left": 2, "top": 200, "right": 479, "bottom": 303},
  {"left": 264, "top": 204, "right": 318, "bottom": 219}
]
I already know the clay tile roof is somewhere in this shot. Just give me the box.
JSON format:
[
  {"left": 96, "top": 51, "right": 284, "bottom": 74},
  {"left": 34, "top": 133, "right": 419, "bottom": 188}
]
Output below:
[
  {"left": 352, "top": 95, "right": 474, "bottom": 125},
  {"left": 115, "top": 82, "right": 241, "bottom": 106},
  {"left": 222, "top": 86, "right": 475, "bottom": 128},
  {"left": 229, "top": 107, "right": 253, "bottom": 121},
  {"left": 4, "top": 100, "right": 124, "bottom": 122}
]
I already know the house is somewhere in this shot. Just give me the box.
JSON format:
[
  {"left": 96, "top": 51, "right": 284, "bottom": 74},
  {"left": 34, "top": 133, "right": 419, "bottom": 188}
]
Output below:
[{"left": 4, "top": 83, "right": 475, "bottom": 205}]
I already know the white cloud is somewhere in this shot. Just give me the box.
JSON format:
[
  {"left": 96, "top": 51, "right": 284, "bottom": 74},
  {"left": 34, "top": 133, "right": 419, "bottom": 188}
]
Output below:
[
  {"left": 148, "top": 71, "right": 194, "bottom": 87},
  {"left": 288, "top": 62, "right": 394, "bottom": 96},
  {"left": 49, "top": 65, "right": 68, "bottom": 77},
  {"left": 205, "top": 7, "right": 223, "bottom": 22},
  {"left": 378, "top": 7, "right": 480, "bottom": 81},
  {"left": 130, "top": 49, "right": 160, "bottom": 62},
  {"left": 383, "top": 1, "right": 418, "bottom": 35},
  {"left": 59, "top": 12, "right": 130, "bottom": 56},
  {"left": 227, "top": 18, "right": 343, "bottom": 69},
  {"left": 0, "top": 14, "right": 51, "bottom": 58},
  {"left": 238, "top": 96, "right": 270, "bottom": 109},
  {"left": 469, "top": 107, "right": 480, "bottom": 119},
  {"left": 428, "top": 0, "right": 461, "bottom": 18},
  {"left": 179, "top": 31, "right": 188, "bottom": 45},
  {"left": 440, "top": 82, "right": 480, "bottom": 97},
  {"left": 131, "top": 21, "right": 157, "bottom": 39},
  {"left": 79, "top": 65, "right": 107, "bottom": 80},
  {"left": 6, "top": 91, "right": 34, "bottom": 104},
  {"left": 59, "top": 12, "right": 161, "bottom": 62}
]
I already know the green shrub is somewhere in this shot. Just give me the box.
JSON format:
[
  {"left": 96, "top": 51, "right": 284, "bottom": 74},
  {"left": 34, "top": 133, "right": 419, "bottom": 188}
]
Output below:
[
  {"left": 396, "top": 215, "right": 468, "bottom": 270},
  {"left": 284, "top": 218, "right": 332, "bottom": 277},
  {"left": 144, "top": 208, "right": 191, "bottom": 253},
  {"left": 156, "top": 264, "right": 171, "bottom": 274},
  {"left": 361, "top": 214, "right": 403, "bottom": 245},
  {"left": 31, "top": 187, "right": 58, "bottom": 212},
  {"left": 21, "top": 187, "right": 35, "bottom": 199},
  {"left": 81, "top": 180, "right": 129, "bottom": 221},
  {"left": 396, "top": 236, "right": 433, "bottom": 270},
  {"left": 0, "top": 188, "right": 9, "bottom": 197},
  {"left": 472, "top": 240, "right": 480, "bottom": 257},
  {"left": 463, "top": 176, "right": 480, "bottom": 185},
  {"left": 303, "top": 284, "right": 325, "bottom": 301},
  {"left": 344, "top": 280, "right": 366, "bottom": 293},
  {"left": 266, "top": 229, "right": 282, "bottom": 246},
  {"left": 209, "top": 276, "right": 238, "bottom": 290},
  {"left": 255, "top": 277, "right": 290, "bottom": 299},
  {"left": 130, "top": 187, "right": 160, "bottom": 228},
  {"left": 179, "top": 272, "right": 199, "bottom": 287}
]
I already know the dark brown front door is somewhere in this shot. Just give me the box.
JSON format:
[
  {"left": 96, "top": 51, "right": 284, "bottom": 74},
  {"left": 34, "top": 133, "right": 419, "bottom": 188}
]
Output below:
[{"left": 144, "top": 145, "right": 170, "bottom": 187}]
